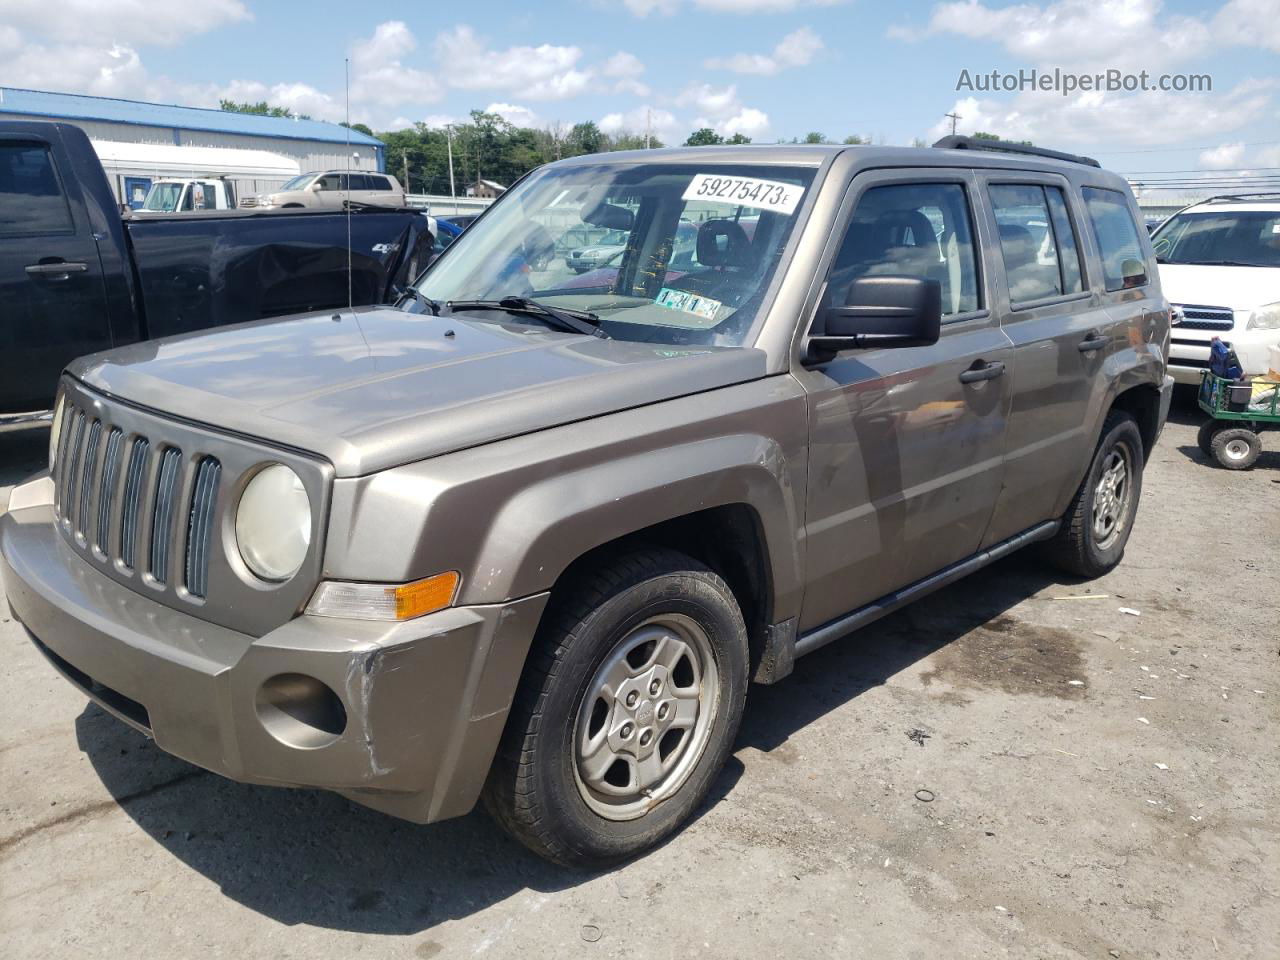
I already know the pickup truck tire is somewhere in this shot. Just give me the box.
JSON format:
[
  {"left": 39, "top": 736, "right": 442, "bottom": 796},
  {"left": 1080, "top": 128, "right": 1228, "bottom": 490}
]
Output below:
[
  {"left": 483, "top": 547, "right": 749, "bottom": 867},
  {"left": 1044, "top": 410, "right": 1144, "bottom": 579}
]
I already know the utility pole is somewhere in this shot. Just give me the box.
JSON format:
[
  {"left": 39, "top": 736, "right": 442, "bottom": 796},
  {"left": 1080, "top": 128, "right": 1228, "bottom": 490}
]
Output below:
[
  {"left": 402, "top": 151, "right": 409, "bottom": 193},
  {"left": 445, "top": 124, "right": 456, "bottom": 199},
  {"left": 945, "top": 111, "right": 961, "bottom": 136},
  {"left": 644, "top": 109, "right": 651, "bottom": 150}
]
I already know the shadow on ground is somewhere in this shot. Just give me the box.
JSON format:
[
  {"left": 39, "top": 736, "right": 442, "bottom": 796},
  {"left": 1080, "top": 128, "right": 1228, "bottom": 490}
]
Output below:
[
  {"left": 74, "top": 550, "right": 1061, "bottom": 934},
  {"left": 0, "top": 431, "right": 49, "bottom": 489}
]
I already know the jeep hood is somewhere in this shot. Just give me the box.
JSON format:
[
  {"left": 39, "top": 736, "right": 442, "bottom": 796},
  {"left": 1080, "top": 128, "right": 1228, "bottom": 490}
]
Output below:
[{"left": 69, "top": 306, "right": 769, "bottom": 477}]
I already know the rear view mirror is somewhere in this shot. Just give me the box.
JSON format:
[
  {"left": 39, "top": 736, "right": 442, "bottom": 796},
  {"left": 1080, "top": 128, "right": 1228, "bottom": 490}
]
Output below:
[
  {"left": 806, "top": 276, "right": 942, "bottom": 363},
  {"left": 1120, "top": 257, "right": 1147, "bottom": 288},
  {"left": 582, "top": 202, "right": 634, "bottom": 231}
]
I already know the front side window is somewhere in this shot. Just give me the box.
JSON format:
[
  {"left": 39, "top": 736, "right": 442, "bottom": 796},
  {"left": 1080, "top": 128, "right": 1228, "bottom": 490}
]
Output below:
[
  {"left": 416, "top": 162, "right": 817, "bottom": 347},
  {"left": 989, "top": 183, "right": 1084, "bottom": 303},
  {"left": 1083, "top": 187, "right": 1148, "bottom": 291},
  {"left": 825, "top": 182, "right": 979, "bottom": 317},
  {"left": 317, "top": 174, "right": 344, "bottom": 191},
  {"left": 1151, "top": 209, "right": 1280, "bottom": 268},
  {"left": 0, "top": 143, "right": 73, "bottom": 236}
]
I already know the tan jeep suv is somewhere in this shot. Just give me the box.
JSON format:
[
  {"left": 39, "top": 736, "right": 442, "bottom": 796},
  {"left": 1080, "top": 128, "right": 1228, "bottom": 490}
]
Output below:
[{"left": 3, "top": 136, "right": 1173, "bottom": 867}]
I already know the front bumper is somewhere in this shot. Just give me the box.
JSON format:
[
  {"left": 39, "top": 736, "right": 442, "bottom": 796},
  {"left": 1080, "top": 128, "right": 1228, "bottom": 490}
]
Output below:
[{"left": 1, "top": 482, "right": 547, "bottom": 824}]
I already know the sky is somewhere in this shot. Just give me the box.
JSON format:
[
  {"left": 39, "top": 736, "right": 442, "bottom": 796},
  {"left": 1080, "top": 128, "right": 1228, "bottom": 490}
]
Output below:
[{"left": 0, "top": 0, "right": 1277, "bottom": 180}]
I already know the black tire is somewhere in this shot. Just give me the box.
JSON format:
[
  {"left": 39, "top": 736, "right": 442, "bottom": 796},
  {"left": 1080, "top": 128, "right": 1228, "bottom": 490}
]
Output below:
[
  {"left": 1044, "top": 410, "right": 1145, "bottom": 578},
  {"left": 1210, "top": 427, "right": 1261, "bottom": 470},
  {"left": 483, "top": 548, "right": 749, "bottom": 868},
  {"left": 1197, "top": 420, "right": 1219, "bottom": 456}
]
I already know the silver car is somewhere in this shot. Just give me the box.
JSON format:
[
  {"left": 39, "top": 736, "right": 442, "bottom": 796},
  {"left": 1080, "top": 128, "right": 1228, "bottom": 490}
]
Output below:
[{"left": 242, "top": 170, "right": 404, "bottom": 209}]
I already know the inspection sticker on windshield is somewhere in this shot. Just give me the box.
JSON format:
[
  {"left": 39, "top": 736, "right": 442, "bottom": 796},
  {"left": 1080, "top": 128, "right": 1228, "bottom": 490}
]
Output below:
[
  {"left": 655, "top": 287, "right": 722, "bottom": 320},
  {"left": 682, "top": 173, "right": 805, "bottom": 215}
]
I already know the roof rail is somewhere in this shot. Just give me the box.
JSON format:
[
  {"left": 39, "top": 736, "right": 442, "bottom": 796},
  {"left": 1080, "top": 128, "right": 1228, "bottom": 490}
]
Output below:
[{"left": 932, "top": 135, "right": 1101, "bottom": 168}]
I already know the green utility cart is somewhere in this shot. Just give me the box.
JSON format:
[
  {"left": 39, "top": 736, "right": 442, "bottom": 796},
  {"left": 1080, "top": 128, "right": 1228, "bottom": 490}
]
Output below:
[{"left": 1197, "top": 371, "right": 1280, "bottom": 470}]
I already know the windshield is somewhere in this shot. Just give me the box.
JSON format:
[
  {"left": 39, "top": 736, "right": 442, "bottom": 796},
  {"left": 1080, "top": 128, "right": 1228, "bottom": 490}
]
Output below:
[
  {"left": 277, "top": 173, "right": 316, "bottom": 192},
  {"left": 142, "top": 182, "right": 184, "bottom": 212},
  {"left": 1151, "top": 209, "right": 1280, "bottom": 267},
  {"left": 415, "top": 161, "right": 817, "bottom": 347}
]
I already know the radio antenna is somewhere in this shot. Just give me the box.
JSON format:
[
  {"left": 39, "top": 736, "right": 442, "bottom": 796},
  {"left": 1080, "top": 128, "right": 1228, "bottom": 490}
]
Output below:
[{"left": 344, "top": 57, "right": 353, "bottom": 317}]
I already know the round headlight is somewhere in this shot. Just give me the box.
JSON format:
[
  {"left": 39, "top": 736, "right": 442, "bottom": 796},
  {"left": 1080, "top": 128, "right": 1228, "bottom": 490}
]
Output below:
[
  {"left": 235, "top": 464, "right": 312, "bottom": 582},
  {"left": 48, "top": 393, "right": 65, "bottom": 470}
]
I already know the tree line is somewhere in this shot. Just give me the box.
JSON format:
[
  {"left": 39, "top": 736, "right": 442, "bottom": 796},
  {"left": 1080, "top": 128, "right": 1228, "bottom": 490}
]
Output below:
[{"left": 220, "top": 100, "right": 1025, "bottom": 195}]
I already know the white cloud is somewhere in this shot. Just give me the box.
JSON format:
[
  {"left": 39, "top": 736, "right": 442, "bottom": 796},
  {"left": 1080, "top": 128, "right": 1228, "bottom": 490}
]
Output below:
[
  {"left": 485, "top": 102, "right": 541, "bottom": 128},
  {"left": 1212, "top": 0, "right": 1280, "bottom": 53},
  {"left": 350, "top": 21, "right": 443, "bottom": 107},
  {"left": 619, "top": 0, "right": 843, "bottom": 14},
  {"left": 0, "top": 0, "right": 250, "bottom": 46},
  {"left": 433, "top": 25, "right": 590, "bottom": 101},
  {"left": 928, "top": 79, "right": 1273, "bottom": 148},
  {"left": 599, "top": 105, "right": 679, "bottom": 139},
  {"left": 680, "top": 83, "right": 771, "bottom": 138},
  {"left": 601, "top": 51, "right": 650, "bottom": 96},
  {"left": 705, "top": 26, "right": 823, "bottom": 75},
  {"left": 0, "top": 36, "right": 150, "bottom": 99},
  {"left": 209, "top": 79, "right": 342, "bottom": 122},
  {"left": 1199, "top": 142, "right": 1246, "bottom": 168}
]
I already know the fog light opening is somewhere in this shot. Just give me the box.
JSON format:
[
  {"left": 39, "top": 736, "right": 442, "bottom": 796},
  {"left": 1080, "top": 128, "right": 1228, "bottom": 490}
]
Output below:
[{"left": 256, "top": 673, "right": 347, "bottom": 749}]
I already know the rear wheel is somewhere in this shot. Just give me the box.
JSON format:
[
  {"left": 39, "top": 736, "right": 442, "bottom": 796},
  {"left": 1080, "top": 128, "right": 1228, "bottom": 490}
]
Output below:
[
  {"left": 1044, "top": 411, "right": 1144, "bottom": 578},
  {"left": 1210, "top": 427, "right": 1261, "bottom": 470},
  {"left": 484, "top": 548, "right": 748, "bottom": 867}
]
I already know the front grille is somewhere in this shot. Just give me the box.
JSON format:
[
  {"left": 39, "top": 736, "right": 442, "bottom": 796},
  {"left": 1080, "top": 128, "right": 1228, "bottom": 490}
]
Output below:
[
  {"left": 1173, "top": 303, "right": 1235, "bottom": 331},
  {"left": 54, "top": 403, "right": 220, "bottom": 600},
  {"left": 239, "top": 196, "right": 258, "bottom": 208}
]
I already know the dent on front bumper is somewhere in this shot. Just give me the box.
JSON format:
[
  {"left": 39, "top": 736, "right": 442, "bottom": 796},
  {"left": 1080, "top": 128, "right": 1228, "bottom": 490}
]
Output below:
[{"left": 0, "top": 479, "right": 547, "bottom": 825}]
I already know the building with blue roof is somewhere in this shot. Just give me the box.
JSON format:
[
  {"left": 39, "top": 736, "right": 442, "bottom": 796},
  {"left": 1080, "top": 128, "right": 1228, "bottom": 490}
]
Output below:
[{"left": 0, "top": 86, "right": 386, "bottom": 208}]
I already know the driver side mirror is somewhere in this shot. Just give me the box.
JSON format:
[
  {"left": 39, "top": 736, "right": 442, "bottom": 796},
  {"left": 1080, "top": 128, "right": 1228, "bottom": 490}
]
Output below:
[
  {"left": 309, "top": 181, "right": 323, "bottom": 192},
  {"left": 806, "top": 276, "right": 942, "bottom": 364}
]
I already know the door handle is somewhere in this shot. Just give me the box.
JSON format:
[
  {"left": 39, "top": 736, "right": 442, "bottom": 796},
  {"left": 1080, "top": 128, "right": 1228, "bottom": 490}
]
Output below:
[
  {"left": 26, "top": 261, "right": 88, "bottom": 276},
  {"left": 1078, "top": 334, "right": 1109, "bottom": 353},
  {"left": 959, "top": 361, "right": 1006, "bottom": 384}
]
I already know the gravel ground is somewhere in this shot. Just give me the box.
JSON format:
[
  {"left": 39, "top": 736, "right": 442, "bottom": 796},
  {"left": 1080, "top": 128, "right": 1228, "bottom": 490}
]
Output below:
[{"left": 2, "top": 390, "right": 1277, "bottom": 960}]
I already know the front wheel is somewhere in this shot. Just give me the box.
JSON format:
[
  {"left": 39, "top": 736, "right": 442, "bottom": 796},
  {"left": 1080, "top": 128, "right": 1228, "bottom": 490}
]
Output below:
[
  {"left": 484, "top": 548, "right": 748, "bottom": 867},
  {"left": 1044, "top": 410, "right": 1145, "bottom": 578}
]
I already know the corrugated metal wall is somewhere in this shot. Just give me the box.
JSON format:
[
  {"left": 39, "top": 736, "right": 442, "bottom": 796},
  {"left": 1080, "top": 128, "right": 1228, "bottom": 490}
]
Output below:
[{"left": 0, "top": 112, "right": 383, "bottom": 203}]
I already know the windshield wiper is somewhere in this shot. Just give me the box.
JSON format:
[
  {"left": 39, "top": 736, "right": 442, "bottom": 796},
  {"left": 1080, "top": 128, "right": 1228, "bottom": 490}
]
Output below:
[
  {"left": 446, "top": 296, "right": 608, "bottom": 338},
  {"left": 400, "top": 287, "right": 441, "bottom": 315},
  {"left": 1171, "top": 259, "right": 1269, "bottom": 268}
]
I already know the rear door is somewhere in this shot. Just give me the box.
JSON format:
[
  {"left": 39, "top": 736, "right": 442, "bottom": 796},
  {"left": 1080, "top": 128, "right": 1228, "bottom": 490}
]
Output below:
[
  {"left": 978, "top": 173, "right": 1115, "bottom": 544},
  {"left": 0, "top": 132, "right": 112, "bottom": 414},
  {"left": 794, "top": 170, "right": 1014, "bottom": 632}
]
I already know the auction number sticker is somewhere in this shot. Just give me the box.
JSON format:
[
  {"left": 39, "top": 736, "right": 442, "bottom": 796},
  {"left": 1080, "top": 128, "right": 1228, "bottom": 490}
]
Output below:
[
  {"left": 655, "top": 287, "right": 722, "bottom": 321},
  {"left": 682, "top": 173, "right": 805, "bottom": 215}
]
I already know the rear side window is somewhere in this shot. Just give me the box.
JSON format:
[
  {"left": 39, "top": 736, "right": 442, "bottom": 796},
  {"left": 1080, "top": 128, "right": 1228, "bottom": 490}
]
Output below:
[
  {"left": 828, "top": 182, "right": 980, "bottom": 317},
  {"left": 0, "top": 143, "right": 74, "bottom": 237},
  {"left": 989, "top": 184, "right": 1084, "bottom": 304},
  {"left": 1083, "top": 187, "right": 1147, "bottom": 291}
]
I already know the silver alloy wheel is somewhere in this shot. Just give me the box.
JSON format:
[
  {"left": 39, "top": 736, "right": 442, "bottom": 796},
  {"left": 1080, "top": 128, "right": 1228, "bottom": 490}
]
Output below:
[
  {"left": 1092, "top": 446, "right": 1132, "bottom": 549},
  {"left": 573, "top": 614, "right": 719, "bottom": 821},
  {"left": 1223, "top": 438, "right": 1252, "bottom": 462}
]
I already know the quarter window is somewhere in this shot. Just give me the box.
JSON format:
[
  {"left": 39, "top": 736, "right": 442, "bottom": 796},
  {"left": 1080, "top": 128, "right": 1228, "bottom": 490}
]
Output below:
[
  {"left": 827, "top": 182, "right": 980, "bottom": 317},
  {"left": 989, "top": 184, "right": 1084, "bottom": 303},
  {"left": 1083, "top": 187, "right": 1147, "bottom": 291},
  {"left": 0, "top": 143, "right": 73, "bottom": 236}
]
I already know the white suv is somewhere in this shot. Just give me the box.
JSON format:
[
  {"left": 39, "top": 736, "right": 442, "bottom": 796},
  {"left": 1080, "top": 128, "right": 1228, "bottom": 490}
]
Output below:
[
  {"left": 242, "top": 171, "right": 405, "bottom": 210},
  {"left": 1151, "top": 195, "right": 1280, "bottom": 383}
]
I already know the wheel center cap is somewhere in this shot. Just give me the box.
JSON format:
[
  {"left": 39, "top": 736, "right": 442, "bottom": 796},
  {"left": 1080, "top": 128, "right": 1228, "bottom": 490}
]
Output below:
[{"left": 636, "top": 701, "right": 654, "bottom": 726}]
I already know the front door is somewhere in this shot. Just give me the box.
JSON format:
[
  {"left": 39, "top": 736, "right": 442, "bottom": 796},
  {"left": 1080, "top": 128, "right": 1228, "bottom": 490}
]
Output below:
[
  {"left": 123, "top": 176, "right": 151, "bottom": 210},
  {"left": 0, "top": 136, "right": 112, "bottom": 414},
  {"left": 794, "top": 172, "right": 1013, "bottom": 633}
]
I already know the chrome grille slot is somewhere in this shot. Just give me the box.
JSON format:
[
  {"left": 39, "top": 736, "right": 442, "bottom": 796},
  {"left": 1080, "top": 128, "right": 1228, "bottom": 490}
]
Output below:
[
  {"left": 120, "top": 438, "right": 150, "bottom": 570},
  {"left": 94, "top": 428, "right": 124, "bottom": 554},
  {"left": 184, "top": 458, "right": 221, "bottom": 599},
  {"left": 148, "top": 448, "right": 183, "bottom": 584},
  {"left": 77, "top": 420, "right": 103, "bottom": 537},
  {"left": 1173, "top": 303, "right": 1234, "bottom": 331},
  {"left": 61, "top": 411, "right": 86, "bottom": 522}
]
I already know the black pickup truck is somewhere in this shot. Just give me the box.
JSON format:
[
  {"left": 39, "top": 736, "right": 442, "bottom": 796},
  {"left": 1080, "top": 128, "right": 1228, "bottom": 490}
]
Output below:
[{"left": 1, "top": 121, "right": 434, "bottom": 429}]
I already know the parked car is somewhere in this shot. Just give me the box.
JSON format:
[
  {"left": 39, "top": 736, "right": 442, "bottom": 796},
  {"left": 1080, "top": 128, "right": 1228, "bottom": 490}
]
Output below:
[
  {"left": 136, "top": 177, "right": 237, "bottom": 214},
  {"left": 1149, "top": 194, "right": 1280, "bottom": 383},
  {"left": 565, "top": 230, "right": 629, "bottom": 273},
  {"left": 1, "top": 136, "right": 1173, "bottom": 868},
  {"left": 0, "top": 121, "right": 435, "bottom": 429},
  {"left": 243, "top": 170, "right": 405, "bottom": 209}
]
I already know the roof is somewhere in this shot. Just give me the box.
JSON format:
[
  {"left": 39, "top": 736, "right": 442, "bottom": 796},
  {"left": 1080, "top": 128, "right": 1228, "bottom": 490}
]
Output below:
[
  {"left": 92, "top": 139, "right": 300, "bottom": 178},
  {"left": 0, "top": 86, "right": 382, "bottom": 147}
]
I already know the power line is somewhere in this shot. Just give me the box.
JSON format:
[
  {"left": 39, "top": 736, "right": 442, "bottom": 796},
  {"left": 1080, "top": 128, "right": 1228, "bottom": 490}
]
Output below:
[{"left": 1092, "top": 140, "right": 1280, "bottom": 156}]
